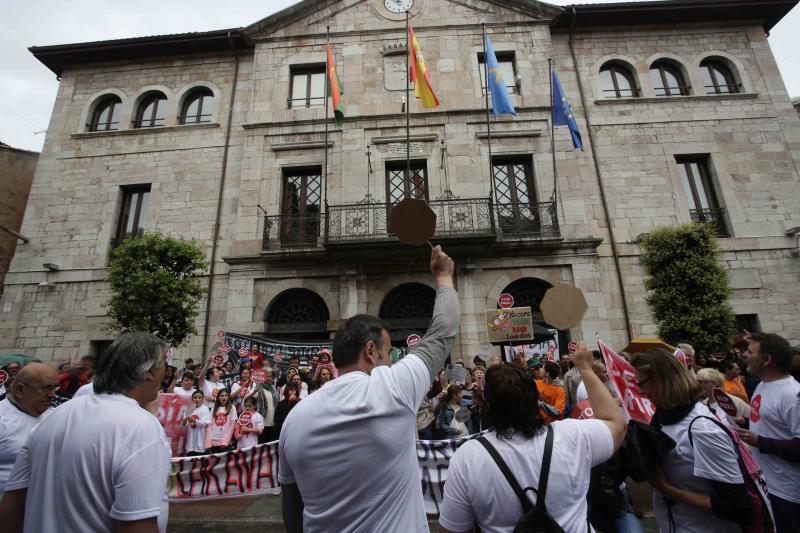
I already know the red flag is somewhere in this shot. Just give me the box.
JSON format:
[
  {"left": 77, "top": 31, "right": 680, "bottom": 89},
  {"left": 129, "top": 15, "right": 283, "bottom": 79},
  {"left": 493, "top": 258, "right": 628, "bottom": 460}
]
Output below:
[
  {"left": 673, "top": 347, "right": 688, "bottom": 368},
  {"left": 598, "top": 339, "right": 655, "bottom": 423}
]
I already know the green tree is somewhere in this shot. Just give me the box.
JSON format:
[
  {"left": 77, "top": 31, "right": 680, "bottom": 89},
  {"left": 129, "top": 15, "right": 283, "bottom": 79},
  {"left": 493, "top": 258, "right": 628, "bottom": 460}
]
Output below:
[
  {"left": 106, "top": 232, "right": 207, "bottom": 347},
  {"left": 639, "top": 223, "right": 735, "bottom": 356}
]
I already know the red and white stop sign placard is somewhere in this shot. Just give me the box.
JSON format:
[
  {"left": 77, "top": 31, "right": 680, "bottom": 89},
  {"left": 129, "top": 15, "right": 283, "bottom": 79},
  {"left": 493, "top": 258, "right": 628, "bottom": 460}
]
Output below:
[{"left": 498, "top": 293, "right": 514, "bottom": 309}]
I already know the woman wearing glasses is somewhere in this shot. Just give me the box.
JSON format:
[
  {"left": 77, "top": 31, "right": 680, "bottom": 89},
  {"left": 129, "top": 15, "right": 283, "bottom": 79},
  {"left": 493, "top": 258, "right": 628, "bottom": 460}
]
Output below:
[{"left": 632, "top": 349, "right": 755, "bottom": 532}]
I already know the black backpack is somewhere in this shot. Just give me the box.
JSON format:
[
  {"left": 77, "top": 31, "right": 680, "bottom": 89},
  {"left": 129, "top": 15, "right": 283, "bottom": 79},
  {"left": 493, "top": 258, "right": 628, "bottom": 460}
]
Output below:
[{"left": 477, "top": 425, "right": 566, "bottom": 533}]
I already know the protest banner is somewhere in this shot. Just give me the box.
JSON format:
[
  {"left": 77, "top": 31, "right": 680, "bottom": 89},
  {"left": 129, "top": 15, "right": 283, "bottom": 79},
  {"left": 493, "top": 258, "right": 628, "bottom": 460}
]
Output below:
[
  {"left": 486, "top": 307, "right": 534, "bottom": 344},
  {"left": 222, "top": 332, "right": 332, "bottom": 369},
  {"left": 598, "top": 339, "right": 655, "bottom": 424},
  {"left": 570, "top": 399, "right": 595, "bottom": 420},
  {"left": 167, "top": 432, "right": 486, "bottom": 514},
  {"left": 157, "top": 393, "right": 193, "bottom": 456},
  {"left": 445, "top": 364, "right": 469, "bottom": 385}
]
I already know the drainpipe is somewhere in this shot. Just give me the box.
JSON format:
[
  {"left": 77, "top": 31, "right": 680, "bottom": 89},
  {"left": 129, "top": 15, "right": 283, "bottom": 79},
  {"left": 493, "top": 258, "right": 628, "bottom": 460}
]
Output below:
[
  {"left": 201, "top": 32, "right": 240, "bottom": 357},
  {"left": 568, "top": 9, "right": 633, "bottom": 342}
]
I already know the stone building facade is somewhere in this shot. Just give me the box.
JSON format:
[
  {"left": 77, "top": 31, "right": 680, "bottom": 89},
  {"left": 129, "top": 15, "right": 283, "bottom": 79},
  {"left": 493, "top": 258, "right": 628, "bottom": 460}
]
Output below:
[
  {"left": 1, "top": 0, "right": 798, "bottom": 362},
  {"left": 0, "top": 142, "right": 38, "bottom": 297}
]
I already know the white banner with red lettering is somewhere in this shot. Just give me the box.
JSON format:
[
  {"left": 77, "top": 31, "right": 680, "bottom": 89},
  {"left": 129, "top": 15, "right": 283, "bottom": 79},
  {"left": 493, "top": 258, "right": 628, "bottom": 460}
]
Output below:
[
  {"left": 165, "top": 432, "right": 484, "bottom": 512},
  {"left": 598, "top": 339, "right": 655, "bottom": 423}
]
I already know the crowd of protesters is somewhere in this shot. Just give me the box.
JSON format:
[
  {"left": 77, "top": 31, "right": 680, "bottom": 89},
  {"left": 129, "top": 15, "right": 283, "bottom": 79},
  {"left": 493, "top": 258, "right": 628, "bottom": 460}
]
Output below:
[{"left": 0, "top": 245, "right": 798, "bottom": 532}]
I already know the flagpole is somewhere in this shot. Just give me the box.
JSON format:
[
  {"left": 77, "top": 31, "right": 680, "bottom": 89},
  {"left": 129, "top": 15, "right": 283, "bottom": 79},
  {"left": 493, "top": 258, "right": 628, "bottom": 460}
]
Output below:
[
  {"left": 405, "top": 11, "right": 411, "bottom": 194},
  {"left": 549, "top": 58, "right": 557, "bottom": 204},
  {"left": 324, "top": 26, "right": 331, "bottom": 212},
  {"left": 482, "top": 24, "right": 496, "bottom": 207}
]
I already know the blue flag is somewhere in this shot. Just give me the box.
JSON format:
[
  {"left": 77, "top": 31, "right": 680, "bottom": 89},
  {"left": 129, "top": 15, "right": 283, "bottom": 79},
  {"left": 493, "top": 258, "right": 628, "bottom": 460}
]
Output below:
[
  {"left": 551, "top": 69, "right": 583, "bottom": 150},
  {"left": 485, "top": 34, "right": 516, "bottom": 116}
]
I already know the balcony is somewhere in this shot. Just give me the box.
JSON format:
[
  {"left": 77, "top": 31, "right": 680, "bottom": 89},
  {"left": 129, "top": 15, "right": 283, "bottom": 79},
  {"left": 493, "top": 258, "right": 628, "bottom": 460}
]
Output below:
[
  {"left": 690, "top": 207, "right": 729, "bottom": 237},
  {"left": 261, "top": 198, "right": 560, "bottom": 253}
]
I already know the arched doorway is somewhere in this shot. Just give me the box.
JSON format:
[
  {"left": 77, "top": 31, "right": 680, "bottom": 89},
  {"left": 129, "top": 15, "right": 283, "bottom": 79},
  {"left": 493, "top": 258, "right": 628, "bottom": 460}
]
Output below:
[
  {"left": 498, "top": 277, "right": 570, "bottom": 353},
  {"left": 265, "top": 288, "right": 330, "bottom": 342},
  {"left": 379, "top": 283, "right": 436, "bottom": 346}
]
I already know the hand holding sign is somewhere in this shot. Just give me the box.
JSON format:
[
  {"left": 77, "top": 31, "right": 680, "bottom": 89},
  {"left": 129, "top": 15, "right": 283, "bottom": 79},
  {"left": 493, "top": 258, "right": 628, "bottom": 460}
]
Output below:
[
  {"left": 213, "top": 354, "right": 224, "bottom": 367},
  {"left": 390, "top": 198, "right": 436, "bottom": 247},
  {"left": 251, "top": 369, "right": 267, "bottom": 384},
  {"left": 712, "top": 388, "right": 738, "bottom": 417},
  {"left": 238, "top": 411, "right": 253, "bottom": 426},
  {"left": 407, "top": 334, "right": 421, "bottom": 349}
]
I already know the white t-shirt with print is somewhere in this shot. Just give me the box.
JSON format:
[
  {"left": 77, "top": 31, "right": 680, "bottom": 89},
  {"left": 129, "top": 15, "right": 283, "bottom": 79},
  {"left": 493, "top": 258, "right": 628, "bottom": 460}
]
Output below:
[
  {"left": 749, "top": 376, "right": 800, "bottom": 503},
  {"left": 654, "top": 402, "right": 743, "bottom": 533},
  {"left": 439, "top": 419, "right": 614, "bottom": 533},
  {"left": 173, "top": 386, "right": 196, "bottom": 399},
  {"left": 279, "top": 354, "right": 431, "bottom": 533},
  {"left": 6, "top": 393, "right": 172, "bottom": 533},
  {"left": 202, "top": 380, "right": 226, "bottom": 408},
  {"left": 185, "top": 404, "right": 211, "bottom": 453},
  {"left": 237, "top": 411, "right": 264, "bottom": 450},
  {"left": 0, "top": 399, "right": 52, "bottom": 494}
]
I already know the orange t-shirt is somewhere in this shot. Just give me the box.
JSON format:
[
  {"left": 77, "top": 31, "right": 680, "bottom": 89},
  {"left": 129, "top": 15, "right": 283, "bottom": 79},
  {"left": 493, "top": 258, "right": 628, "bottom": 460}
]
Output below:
[
  {"left": 536, "top": 380, "right": 567, "bottom": 424},
  {"left": 724, "top": 378, "right": 749, "bottom": 403}
]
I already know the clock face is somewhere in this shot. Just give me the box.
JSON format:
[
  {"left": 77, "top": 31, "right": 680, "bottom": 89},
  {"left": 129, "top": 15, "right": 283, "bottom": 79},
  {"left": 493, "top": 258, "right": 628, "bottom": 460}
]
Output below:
[{"left": 384, "top": 0, "right": 413, "bottom": 13}]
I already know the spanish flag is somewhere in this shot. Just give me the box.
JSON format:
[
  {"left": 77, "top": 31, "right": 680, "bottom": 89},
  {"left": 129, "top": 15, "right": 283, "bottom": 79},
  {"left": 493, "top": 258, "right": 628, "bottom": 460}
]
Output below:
[
  {"left": 408, "top": 25, "right": 439, "bottom": 109},
  {"left": 327, "top": 43, "right": 344, "bottom": 126}
]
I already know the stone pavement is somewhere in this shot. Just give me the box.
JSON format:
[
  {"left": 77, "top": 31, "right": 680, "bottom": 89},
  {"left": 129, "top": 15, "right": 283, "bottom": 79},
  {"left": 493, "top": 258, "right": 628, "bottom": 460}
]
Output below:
[{"left": 167, "top": 493, "right": 659, "bottom": 532}]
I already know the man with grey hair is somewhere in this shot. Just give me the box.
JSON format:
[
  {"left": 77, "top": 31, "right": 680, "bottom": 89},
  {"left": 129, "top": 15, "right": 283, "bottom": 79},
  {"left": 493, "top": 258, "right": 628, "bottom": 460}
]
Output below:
[
  {"left": 0, "top": 363, "right": 58, "bottom": 497},
  {"left": 0, "top": 332, "right": 172, "bottom": 533}
]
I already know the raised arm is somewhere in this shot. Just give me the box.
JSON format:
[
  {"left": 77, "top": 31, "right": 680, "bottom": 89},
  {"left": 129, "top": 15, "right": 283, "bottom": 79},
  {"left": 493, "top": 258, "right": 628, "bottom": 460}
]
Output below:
[
  {"left": 411, "top": 246, "right": 460, "bottom": 382},
  {"left": 573, "top": 342, "right": 626, "bottom": 449}
]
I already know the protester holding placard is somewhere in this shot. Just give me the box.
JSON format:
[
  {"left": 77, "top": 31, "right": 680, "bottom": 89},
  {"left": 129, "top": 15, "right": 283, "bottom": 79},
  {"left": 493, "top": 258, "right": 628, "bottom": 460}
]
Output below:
[
  {"left": 0, "top": 332, "right": 172, "bottom": 533},
  {"left": 204, "top": 388, "right": 237, "bottom": 453},
  {"left": 251, "top": 367, "right": 278, "bottom": 444},
  {"left": 235, "top": 397, "right": 264, "bottom": 450},
  {"left": 697, "top": 368, "right": 749, "bottom": 428},
  {"left": 738, "top": 333, "right": 800, "bottom": 533},
  {"left": 201, "top": 365, "right": 226, "bottom": 409},
  {"left": 279, "top": 245, "right": 459, "bottom": 533},
  {"left": 183, "top": 390, "right": 211, "bottom": 456},
  {"left": 439, "top": 341, "right": 625, "bottom": 533},
  {"left": 631, "top": 349, "right": 755, "bottom": 532},
  {"left": 230, "top": 367, "right": 256, "bottom": 409}
]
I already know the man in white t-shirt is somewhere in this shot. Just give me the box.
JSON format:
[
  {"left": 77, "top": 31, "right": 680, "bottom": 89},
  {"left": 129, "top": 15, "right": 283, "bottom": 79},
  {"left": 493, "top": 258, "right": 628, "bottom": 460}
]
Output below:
[
  {"left": 737, "top": 333, "right": 800, "bottom": 533},
  {"left": 279, "top": 246, "right": 459, "bottom": 533},
  {"left": 0, "top": 332, "right": 172, "bottom": 533},
  {"left": 0, "top": 363, "right": 58, "bottom": 496},
  {"left": 439, "top": 342, "right": 625, "bottom": 533}
]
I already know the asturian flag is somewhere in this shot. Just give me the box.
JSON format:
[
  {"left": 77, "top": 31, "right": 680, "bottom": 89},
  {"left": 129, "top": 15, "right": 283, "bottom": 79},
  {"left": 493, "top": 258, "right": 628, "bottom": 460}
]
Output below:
[
  {"left": 484, "top": 33, "right": 516, "bottom": 116},
  {"left": 551, "top": 69, "right": 583, "bottom": 150}
]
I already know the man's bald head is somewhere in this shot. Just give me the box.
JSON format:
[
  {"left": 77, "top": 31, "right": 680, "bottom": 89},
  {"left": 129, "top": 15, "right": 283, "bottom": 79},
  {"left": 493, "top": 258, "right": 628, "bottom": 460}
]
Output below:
[{"left": 10, "top": 363, "right": 59, "bottom": 417}]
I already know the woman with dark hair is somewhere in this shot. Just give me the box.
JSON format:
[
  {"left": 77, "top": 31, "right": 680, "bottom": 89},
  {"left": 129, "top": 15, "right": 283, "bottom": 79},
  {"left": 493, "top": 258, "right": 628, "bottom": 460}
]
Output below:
[
  {"left": 436, "top": 384, "right": 468, "bottom": 437},
  {"left": 439, "top": 342, "right": 626, "bottom": 532},
  {"left": 204, "top": 388, "right": 237, "bottom": 453},
  {"left": 632, "top": 349, "right": 755, "bottom": 532},
  {"left": 274, "top": 384, "right": 301, "bottom": 436}
]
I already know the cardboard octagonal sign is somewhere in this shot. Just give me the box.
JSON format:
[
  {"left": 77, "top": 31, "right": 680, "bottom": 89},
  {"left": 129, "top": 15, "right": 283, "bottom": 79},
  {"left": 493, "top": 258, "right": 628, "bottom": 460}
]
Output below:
[
  {"left": 390, "top": 198, "right": 436, "bottom": 246},
  {"left": 540, "top": 283, "right": 588, "bottom": 330}
]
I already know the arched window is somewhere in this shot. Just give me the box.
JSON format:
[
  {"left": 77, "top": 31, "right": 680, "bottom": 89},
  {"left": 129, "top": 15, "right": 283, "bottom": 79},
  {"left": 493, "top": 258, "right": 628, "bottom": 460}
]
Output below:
[
  {"left": 599, "top": 62, "right": 639, "bottom": 98},
  {"left": 265, "top": 289, "right": 330, "bottom": 341},
  {"left": 89, "top": 96, "right": 122, "bottom": 132},
  {"left": 180, "top": 88, "right": 214, "bottom": 124},
  {"left": 650, "top": 60, "right": 690, "bottom": 96},
  {"left": 134, "top": 92, "right": 167, "bottom": 128},
  {"left": 379, "top": 283, "right": 436, "bottom": 345},
  {"left": 700, "top": 58, "right": 740, "bottom": 95}
]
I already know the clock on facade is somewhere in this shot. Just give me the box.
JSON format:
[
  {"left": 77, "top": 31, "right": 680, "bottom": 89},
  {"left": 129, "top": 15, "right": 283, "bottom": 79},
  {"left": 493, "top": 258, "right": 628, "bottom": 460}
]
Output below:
[{"left": 384, "top": 0, "right": 413, "bottom": 13}]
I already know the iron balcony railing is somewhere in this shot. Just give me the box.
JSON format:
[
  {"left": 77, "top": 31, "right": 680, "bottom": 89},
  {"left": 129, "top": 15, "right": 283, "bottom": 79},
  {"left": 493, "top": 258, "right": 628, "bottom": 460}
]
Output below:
[
  {"left": 261, "top": 199, "right": 560, "bottom": 251},
  {"left": 495, "top": 200, "right": 560, "bottom": 239},
  {"left": 262, "top": 212, "right": 324, "bottom": 251},
  {"left": 690, "top": 207, "right": 729, "bottom": 237}
]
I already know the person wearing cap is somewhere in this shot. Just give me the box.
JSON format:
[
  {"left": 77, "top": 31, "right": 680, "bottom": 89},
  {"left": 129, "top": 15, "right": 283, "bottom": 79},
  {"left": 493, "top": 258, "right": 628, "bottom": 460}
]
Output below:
[{"left": 526, "top": 357, "right": 544, "bottom": 380}]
